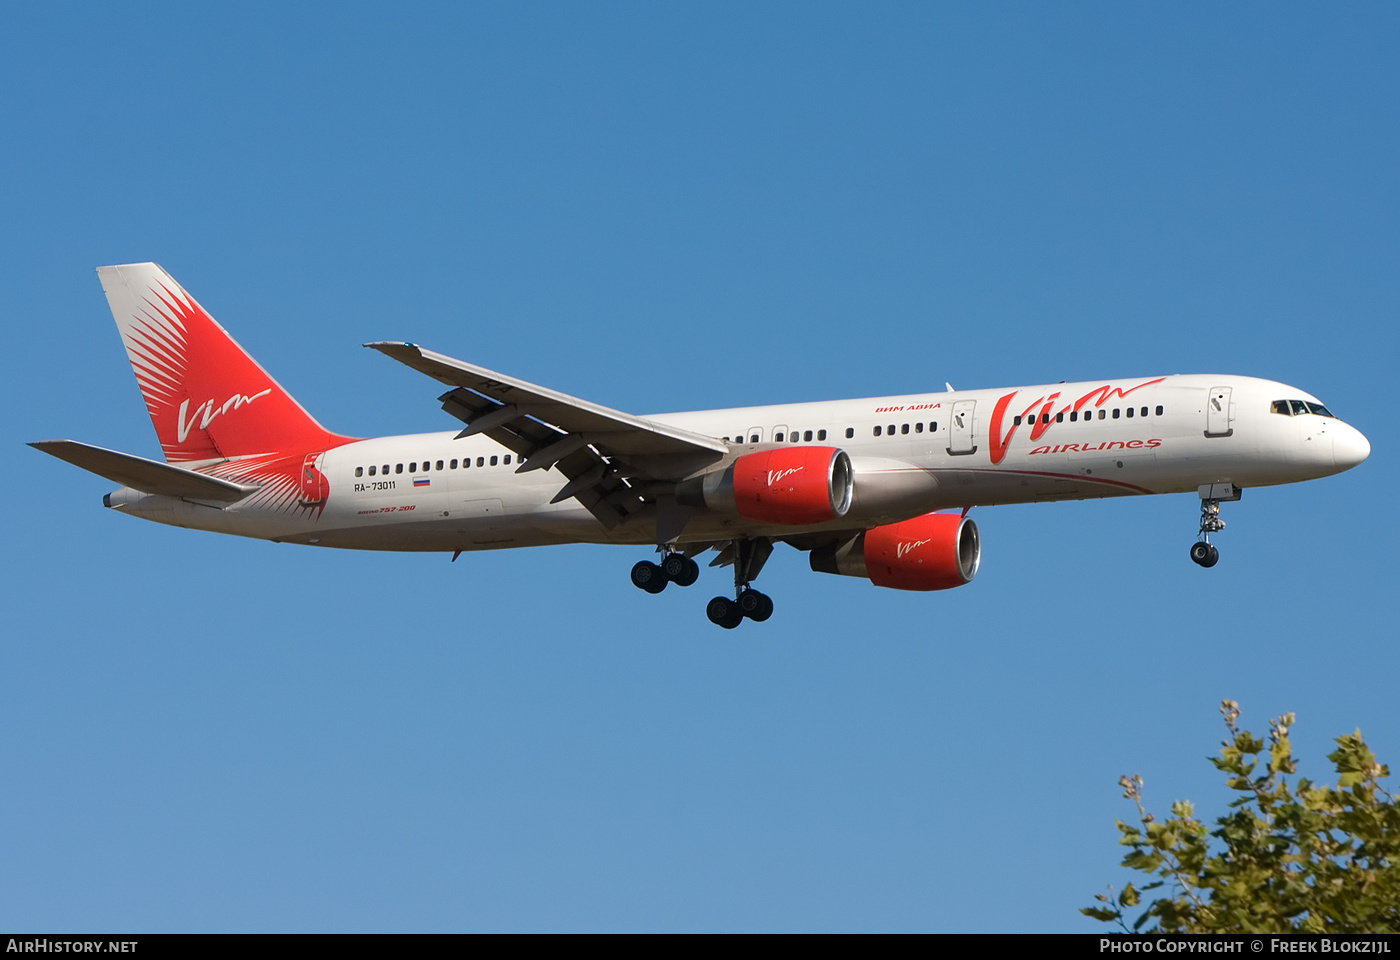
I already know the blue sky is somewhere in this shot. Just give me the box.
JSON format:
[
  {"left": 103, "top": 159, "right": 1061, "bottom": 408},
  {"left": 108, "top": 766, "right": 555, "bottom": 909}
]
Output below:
[{"left": 3, "top": 3, "right": 1396, "bottom": 932}]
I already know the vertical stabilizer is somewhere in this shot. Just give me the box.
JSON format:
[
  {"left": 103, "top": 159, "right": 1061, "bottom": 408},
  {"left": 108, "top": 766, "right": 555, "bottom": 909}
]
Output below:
[{"left": 98, "top": 263, "right": 347, "bottom": 463}]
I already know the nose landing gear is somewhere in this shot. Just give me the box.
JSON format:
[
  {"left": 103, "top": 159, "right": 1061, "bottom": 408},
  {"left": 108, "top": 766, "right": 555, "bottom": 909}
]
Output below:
[
  {"left": 1189, "top": 540, "right": 1219, "bottom": 568},
  {"left": 1191, "top": 483, "right": 1241, "bottom": 568}
]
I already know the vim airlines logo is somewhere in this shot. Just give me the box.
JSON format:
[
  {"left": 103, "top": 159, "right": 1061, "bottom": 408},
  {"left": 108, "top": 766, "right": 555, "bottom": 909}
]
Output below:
[
  {"left": 896, "top": 538, "right": 931, "bottom": 559},
  {"left": 767, "top": 466, "right": 803, "bottom": 486},
  {"left": 987, "top": 378, "right": 1166, "bottom": 465},
  {"left": 176, "top": 389, "right": 273, "bottom": 443}
]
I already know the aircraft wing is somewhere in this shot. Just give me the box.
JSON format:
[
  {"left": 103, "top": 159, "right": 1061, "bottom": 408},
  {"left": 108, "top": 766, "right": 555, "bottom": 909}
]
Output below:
[
  {"left": 366, "top": 342, "right": 728, "bottom": 528},
  {"left": 29, "top": 440, "right": 258, "bottom": 503}
]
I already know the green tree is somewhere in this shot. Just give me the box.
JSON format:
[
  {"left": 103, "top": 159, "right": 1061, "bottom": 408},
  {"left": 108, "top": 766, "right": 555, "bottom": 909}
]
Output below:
[{"left": 1083, "top": 700, "right": 1400, "bottom": 933}]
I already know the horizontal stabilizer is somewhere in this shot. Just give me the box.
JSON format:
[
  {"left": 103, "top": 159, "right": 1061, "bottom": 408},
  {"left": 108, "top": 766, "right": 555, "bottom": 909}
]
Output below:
[{"left": 29, "top": 440, "right": 258, "bottom": 503}]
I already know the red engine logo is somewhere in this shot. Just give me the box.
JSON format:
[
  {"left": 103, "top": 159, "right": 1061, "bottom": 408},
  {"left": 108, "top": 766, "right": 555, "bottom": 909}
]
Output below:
[
  {"left": 732, "top": 447, "right": 853, "bottom": 525},
  {"left": 863, "top": 513, "right": 980, "bottom": 591}
]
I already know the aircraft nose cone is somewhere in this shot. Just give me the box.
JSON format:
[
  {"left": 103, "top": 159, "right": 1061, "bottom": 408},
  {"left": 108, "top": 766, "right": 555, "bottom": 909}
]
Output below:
[{"left": 1333, "top": 425, "right": 1371, "bottom": 470}]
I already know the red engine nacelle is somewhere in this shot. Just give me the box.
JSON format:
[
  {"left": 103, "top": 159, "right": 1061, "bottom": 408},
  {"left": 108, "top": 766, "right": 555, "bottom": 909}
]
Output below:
[
  {"left": 809, "top": 512, "right": 980, "bottom": 591},
  {"left": 677, "top": 446, "right": 853, "bottom": 525}
]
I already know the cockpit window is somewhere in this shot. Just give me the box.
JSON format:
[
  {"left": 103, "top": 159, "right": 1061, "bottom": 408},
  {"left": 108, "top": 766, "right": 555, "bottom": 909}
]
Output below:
[{"left": 1272, "top": 399, "right": 1337, "bottom": 418}]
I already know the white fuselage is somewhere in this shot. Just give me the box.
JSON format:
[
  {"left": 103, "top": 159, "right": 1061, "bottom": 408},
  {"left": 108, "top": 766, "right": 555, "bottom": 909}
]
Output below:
[{"left": 105, "top": 373, "right": 1369, "bottom": 552}]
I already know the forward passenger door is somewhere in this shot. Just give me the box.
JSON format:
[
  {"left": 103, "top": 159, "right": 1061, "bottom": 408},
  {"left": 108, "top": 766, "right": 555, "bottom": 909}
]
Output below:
[
  {"left": 947, "top": 401, "right": 977, "bottom": 456},
  {"left": 1205, "top": 387, "right": 1233, "bottom": 438}
]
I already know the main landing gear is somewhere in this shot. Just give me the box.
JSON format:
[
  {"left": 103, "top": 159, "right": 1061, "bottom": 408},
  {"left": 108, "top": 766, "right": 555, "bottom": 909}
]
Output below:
[
  {"left": 705, "top": 592, "right": 773, "bottom": 630},
  {"left": 630, "top": 537, "right": 775, "bottom": 628},
  {"left": 1191, "top": 483, "right": 1242, "bottom": 569},
  {"left": 705, "top": 538, "right": 774, "bottom": 630},
  {"left": 630, "top": 552, "right": 700, "bottom": 593}
]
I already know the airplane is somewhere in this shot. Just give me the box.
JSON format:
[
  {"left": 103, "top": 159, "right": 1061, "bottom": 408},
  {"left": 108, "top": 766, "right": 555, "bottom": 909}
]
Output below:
[{"left": 31, "top": 263, "right": 1371, "bottom": 628}]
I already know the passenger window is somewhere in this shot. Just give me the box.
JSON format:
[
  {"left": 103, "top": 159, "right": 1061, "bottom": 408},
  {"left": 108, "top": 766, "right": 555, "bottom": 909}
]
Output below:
[
  {"left": 355, "top": 466, "right": 363, "bottom": 477},
  {"left": 1126, "top": 408, "right": 1134, "bottom": 418},
  {"left": 1069, "top": 411, "right": 1078, "bottom": 422},
  {"left": 1098, "top": 410, "right": 1106, "bottom": 420},
  {"left": 900, "top": 424, "right": 909, "bottom": 435},
  {"left": 845, "top": 428, "right": 854, "bottom": 439},
  {"left": 817, "top": 429, "right": 827, "bottom": 440},
  {"left": 503, "top": 455, "right": 511, "bottom": 465},
  {"left": 1140, "top": 407, "right": 1148, "bottom": 418},
  {"left": 368, "top": 465, "right": 377, "bottom": 476},
  {"left": 874, "top": 425, "right": 882, "bottom": 436},
  {"left": 1156, "top": 405, "right": 1163, "bottom": 416},
  {"left": 396, "top": 464, "right": 403, "bottom": 474},
  {"left": 887, "top": 424, "right": 895, "bottom": 435},
  {"left": 804, "top": 430, "right": 813, "bottom": 441},
  {"left": 490, "top": 455, "right": 498, "bottom": 466},
  {"left": 1112, "top": 409, "right": 1120, "bottom": 419},
  {"left": 450, "top": 459, "right": 458, "bottom": 469},
  {"left": 476, "top": 457, "right": 484, "bottom": 467},
  {"left": 1041, "top": 414, "right": 1050, "bottom": 424},
  {"left": 437, "top": 460, "right": 444, "bottom": 471},
  {"left": 915, "top": 422, "right": 923, "bottom": 433},
  {"left": 382, "top": 464, "right": 390, "bottom": 475},
  {"left": 410, "top": 462, "right": 418, "bottom": 472},
  {"left": 929, "top": 422, "right": 937, "bottom": 432},
  {"left": 774, "top": 432, "right": 784, "bottom": 442},
  {"left": 1014, "top": 416, "right": 1022, "bottom": 426},
  {"left": 792, "top": 433, "right": 800, "bottom": 443},
  {"left": 1055, "top": 412, "right": 1063, "bottom": 423}
]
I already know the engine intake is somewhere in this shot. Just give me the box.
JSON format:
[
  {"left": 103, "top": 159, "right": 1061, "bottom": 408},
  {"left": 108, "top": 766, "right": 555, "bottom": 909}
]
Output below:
[
  {"left": 810, "top": 512, "right": 980, "bottom": 591},
  {"left": 677, "top": 446, "right": 853, "bottom": 525}
]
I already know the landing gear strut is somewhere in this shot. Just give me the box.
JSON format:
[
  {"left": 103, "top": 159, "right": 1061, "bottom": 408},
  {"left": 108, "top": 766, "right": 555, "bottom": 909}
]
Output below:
[
  {"left": 1191, "top": 483, "right": 1241, "bottom": 568},
  {"left": 705, "top": 538, "right": 774, "bottom": 629}
]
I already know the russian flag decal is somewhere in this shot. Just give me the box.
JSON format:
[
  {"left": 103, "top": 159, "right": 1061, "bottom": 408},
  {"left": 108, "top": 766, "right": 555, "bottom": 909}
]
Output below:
[{"left": 413, "top": 477, "right": 430, "bottom": 487}]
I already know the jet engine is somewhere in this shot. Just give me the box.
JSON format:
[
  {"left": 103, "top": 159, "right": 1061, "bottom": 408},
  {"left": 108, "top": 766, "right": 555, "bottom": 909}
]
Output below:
[
  {"left": 809, "top": 512, "right": 980, "bottom": 591},
  {"left": 677, "top": 446, "right": 853, "bottom": 525}
]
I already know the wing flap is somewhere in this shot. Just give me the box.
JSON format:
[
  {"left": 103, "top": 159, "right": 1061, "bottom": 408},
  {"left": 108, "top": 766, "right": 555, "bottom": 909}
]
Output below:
[
  {"left": 365, "top": 342, "right": 727, "bottom": 458},
  {"left": 367, "top": 342, "right": 728, "bottom": 528},
  {"left": 30, "top": 440, "right": 258, "bottom": 503}
]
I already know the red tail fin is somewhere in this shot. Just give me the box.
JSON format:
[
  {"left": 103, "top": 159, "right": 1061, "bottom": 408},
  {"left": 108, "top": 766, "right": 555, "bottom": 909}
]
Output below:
[{"left": 98, "top": 263, "right": 351, "bottom": 463}]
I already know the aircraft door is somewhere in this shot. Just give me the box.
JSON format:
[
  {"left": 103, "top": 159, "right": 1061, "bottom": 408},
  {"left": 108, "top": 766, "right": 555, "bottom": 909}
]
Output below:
[
  {"left": 1205, "top": 387, "right": 1233, "bottom": 438},
  {"left": 947, "top": 400, "right": 977, "bottom": 456},
  {"left": 299, "top": 452, "right": 329, "bottom": 504},
  {"left": 462, "top": 498, "right": 509, "bottom": 544}
]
